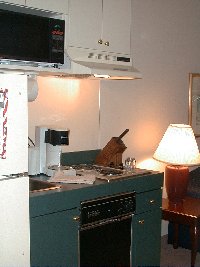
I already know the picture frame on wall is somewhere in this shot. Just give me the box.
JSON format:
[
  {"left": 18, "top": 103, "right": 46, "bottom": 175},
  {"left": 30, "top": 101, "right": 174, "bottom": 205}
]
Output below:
[{"left": 189, "top": 73, "right": 200, "bottom": 137}]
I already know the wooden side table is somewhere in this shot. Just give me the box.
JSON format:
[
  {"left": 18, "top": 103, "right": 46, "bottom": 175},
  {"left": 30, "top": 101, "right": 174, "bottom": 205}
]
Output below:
[{"left": 162, "top": 197, "right": 200, "bottom": 267}]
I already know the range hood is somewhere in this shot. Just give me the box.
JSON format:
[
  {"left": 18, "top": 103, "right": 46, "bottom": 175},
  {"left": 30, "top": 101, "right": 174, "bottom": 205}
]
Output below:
[{"left": 63, "top": 47, "right": 142, "bottom": 80}]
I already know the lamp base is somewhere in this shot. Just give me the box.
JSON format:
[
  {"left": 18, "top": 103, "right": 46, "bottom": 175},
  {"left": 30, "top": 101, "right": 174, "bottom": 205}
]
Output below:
[{"left": 165, "top": 165, "right": 189, "bottom": 204}]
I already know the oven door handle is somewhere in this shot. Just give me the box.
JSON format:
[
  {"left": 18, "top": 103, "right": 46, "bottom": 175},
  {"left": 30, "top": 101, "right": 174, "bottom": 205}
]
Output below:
[{"left": 80, "top": 213, "right": 132, "bottom": 230}]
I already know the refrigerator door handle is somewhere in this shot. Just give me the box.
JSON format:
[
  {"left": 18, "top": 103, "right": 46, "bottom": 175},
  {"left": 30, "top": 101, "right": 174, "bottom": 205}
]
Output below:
[{"left": 2, "top": 172, "right": 28, "bottom": 178}]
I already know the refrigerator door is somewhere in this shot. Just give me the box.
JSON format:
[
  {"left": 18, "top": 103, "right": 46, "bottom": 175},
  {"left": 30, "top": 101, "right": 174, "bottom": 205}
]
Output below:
[
  {"left": 0, "top": 74, "right": 28, "bottom": 176},
  {"left": 0, "top": 176, "right": 30, "bottom": 267},
  {"left": 0, "top": 74, "right": 30, "bottom": 267}
]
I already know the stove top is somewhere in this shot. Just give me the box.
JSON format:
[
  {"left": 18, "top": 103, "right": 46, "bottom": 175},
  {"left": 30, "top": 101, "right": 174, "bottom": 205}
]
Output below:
[
  {"left": 49, "top": 164, "right": 152, "bottom": 182},
  {"left": 71, "top": 164, "right": 123, "bottom": 176}
]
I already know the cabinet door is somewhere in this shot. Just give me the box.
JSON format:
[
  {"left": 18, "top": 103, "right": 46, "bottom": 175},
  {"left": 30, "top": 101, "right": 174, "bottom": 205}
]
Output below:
[
  {"left": 30, "top": 208, "right": 79, "bottom": 267},
  {"left": 68, "top": 0, "right": 131, "bottom": 55},
  {"left": 132, "top": 209, "right": 162, "bottom": 267},
  {"left": 26, "top": 0, "right": 68, "bottom": 14},
  {"left": 68, "top": 0, "right": 102, "bottom": 49},
  {"left": 102, "top": 0, "right": 131, "bottom": 54}
]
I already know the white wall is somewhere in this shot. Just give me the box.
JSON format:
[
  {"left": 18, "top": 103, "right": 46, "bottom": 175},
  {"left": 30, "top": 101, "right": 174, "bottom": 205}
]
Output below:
[
  {"left": 28, "top": 0, "right": 200, "bottom": 235},
  {"left": 100, "top": 0, "right": 200, "bottom": 164},
  {"left": 28, "top": 77, "right": 100, "bottom": 152}
]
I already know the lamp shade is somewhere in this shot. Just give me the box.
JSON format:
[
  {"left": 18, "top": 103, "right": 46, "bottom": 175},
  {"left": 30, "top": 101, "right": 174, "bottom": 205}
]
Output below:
[{"left": 153, "top": 124, "right": 200, "bottom": 166}]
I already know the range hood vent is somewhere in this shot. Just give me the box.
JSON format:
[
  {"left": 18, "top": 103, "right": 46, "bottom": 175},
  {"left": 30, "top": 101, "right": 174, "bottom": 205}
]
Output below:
[{"left": 62, "top": 47, "right": 142, "bottom": 80}]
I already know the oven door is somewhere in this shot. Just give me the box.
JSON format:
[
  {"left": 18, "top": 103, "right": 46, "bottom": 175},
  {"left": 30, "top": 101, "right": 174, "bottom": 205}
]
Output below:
[{"left": 79, "top": 215, "right": 132, "bottom": 267}]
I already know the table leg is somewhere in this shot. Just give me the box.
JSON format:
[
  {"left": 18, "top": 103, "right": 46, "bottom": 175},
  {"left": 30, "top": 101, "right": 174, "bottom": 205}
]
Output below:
[
  {"left": 190, "top": 225, "right": 198, "bottom": 267},
  {"left": 173, "top": 223, "right": 179, "bottom": 249}
]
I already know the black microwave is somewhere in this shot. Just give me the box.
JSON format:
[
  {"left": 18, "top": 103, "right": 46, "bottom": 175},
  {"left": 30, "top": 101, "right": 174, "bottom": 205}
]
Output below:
[{"left": 0, "top": 9, "right": 65, "bottom": 66}]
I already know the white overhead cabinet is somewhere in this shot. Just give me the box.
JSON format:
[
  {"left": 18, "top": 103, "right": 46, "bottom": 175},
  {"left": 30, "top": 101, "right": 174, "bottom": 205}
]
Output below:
[
  {"left": 0, "top": 0, "right": 68, "bottom": 13},
  {"left": 68, "top": 0, "right": 132, "bottom": 55},
  {"left": 26, "top": 0, "right": 68, "bottom": 14}
]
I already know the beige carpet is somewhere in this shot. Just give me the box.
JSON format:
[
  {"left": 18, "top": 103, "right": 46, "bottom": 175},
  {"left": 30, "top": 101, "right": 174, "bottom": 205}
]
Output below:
[{"left": 160, "top": 235, "right": 200, "bottom": 267}]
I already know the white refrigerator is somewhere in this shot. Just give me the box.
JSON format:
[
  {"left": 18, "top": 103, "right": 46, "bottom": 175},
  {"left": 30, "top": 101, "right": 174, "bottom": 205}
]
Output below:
[{"left": 0, "top": 74, "right": 30, "bottom": 267}]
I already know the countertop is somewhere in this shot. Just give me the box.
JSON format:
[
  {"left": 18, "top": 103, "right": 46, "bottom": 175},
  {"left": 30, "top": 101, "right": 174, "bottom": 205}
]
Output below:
[{"left": 29, "top": 168, "right": 154, "bottom": 197}]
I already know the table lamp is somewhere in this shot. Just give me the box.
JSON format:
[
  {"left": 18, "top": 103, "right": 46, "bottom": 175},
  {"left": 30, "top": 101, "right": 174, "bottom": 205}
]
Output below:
[{"left": 153, "top": 124, "right": 200, "bottom": 204}]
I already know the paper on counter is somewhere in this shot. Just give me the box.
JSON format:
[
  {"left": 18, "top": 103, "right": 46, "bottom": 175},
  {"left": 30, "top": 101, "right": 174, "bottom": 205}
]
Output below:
[{"left": 48, "top": 170, "right": 95, "bottom": 184}]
